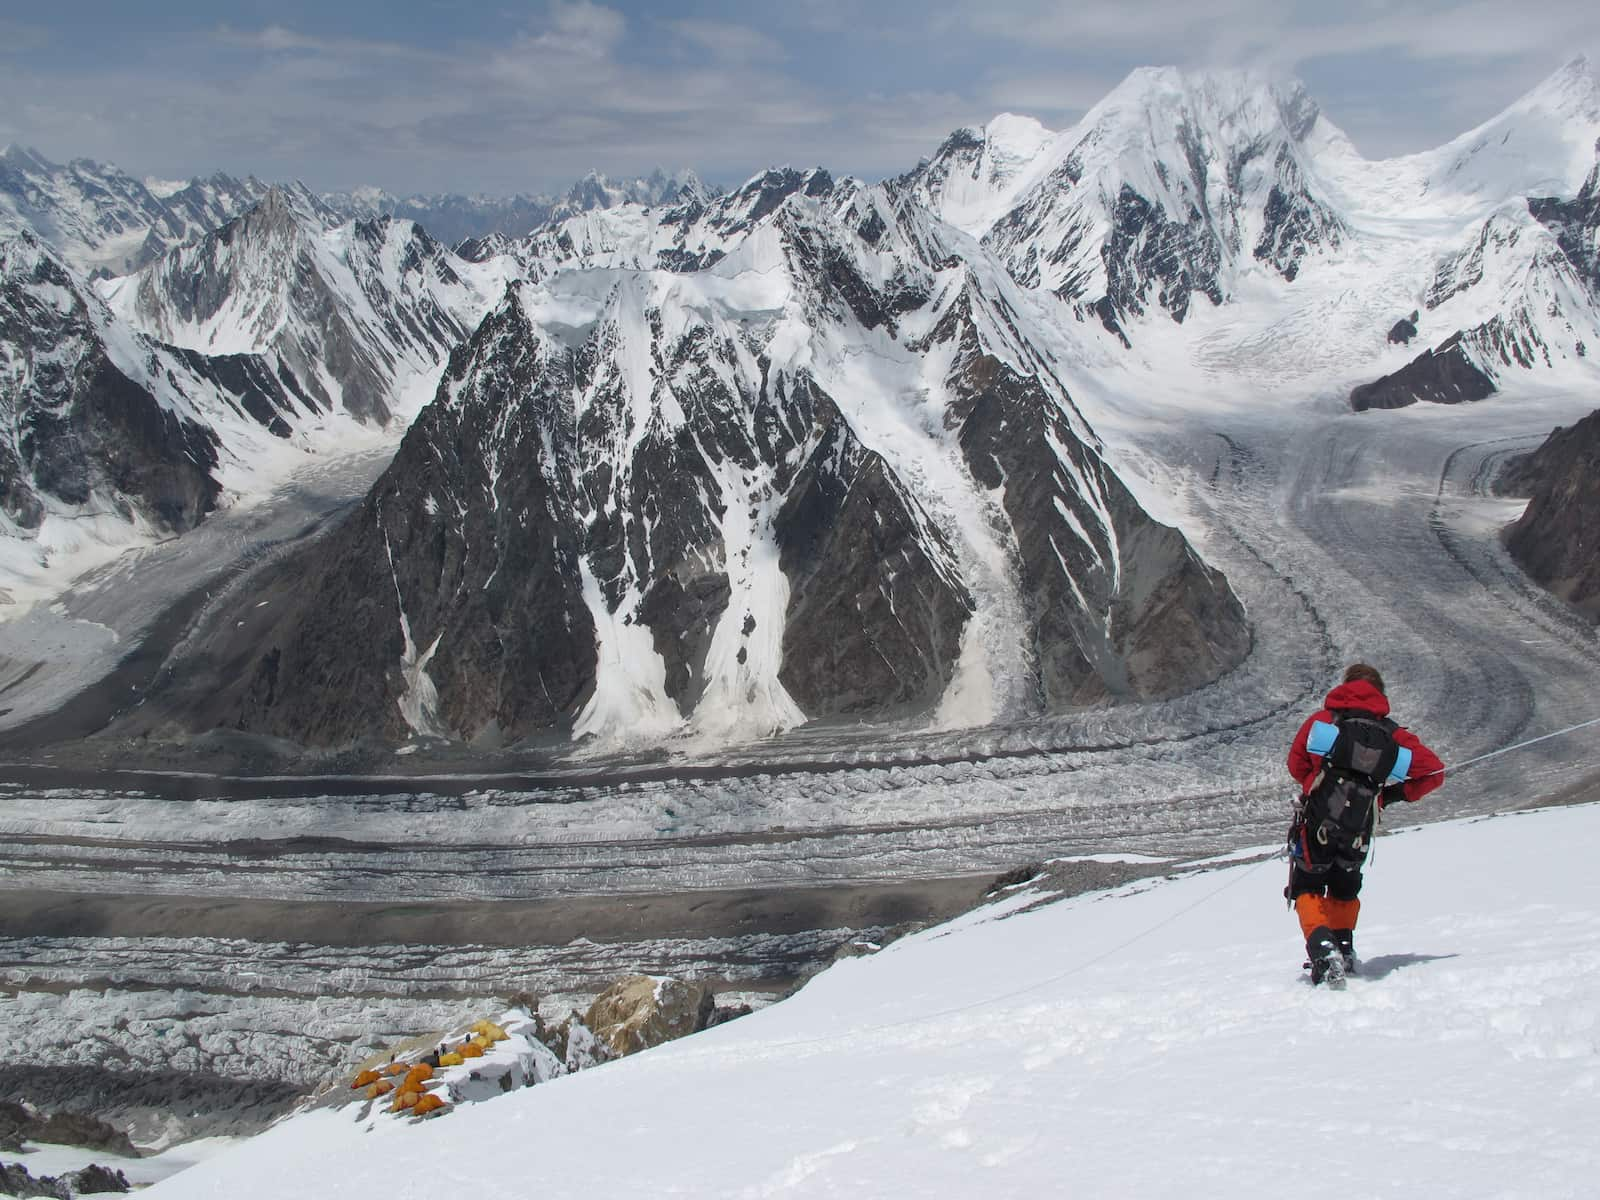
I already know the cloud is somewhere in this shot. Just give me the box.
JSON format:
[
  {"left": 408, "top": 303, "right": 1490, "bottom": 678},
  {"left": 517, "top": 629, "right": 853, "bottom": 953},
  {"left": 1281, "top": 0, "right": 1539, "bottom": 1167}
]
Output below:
[
  {"left": 212, "top": 23, "right": 425, "bottom": 59},
  {"left": 946, "top": 0, "right": 1600, "bottom": 73},
  {"left": 530, "top": 1, "right": 626, "bottom": 58},
  {"left": 665, "top": 20, "right": 787, "bottom": 64}
]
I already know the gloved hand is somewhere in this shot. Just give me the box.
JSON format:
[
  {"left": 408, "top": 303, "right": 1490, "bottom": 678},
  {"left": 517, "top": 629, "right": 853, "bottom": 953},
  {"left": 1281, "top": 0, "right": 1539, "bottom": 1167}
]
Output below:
[{"left": 1380, "top": 784, "right": 1407, "bottom": 809}]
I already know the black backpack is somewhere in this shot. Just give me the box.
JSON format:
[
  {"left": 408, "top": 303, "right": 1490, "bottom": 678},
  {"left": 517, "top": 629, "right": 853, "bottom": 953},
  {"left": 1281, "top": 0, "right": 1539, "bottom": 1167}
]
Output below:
[{"left": 1298, "top": 710, "right": 1408, "bottom": 868}]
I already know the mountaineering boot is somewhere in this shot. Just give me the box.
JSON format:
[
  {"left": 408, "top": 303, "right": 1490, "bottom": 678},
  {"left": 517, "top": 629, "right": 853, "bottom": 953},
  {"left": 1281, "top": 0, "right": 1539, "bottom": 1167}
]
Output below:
[
  {"left": 1334, "top": 929, "right": 1357, "bottom": 974},
  {"left": 1306, "top": 926, "right": 1346, "bottom": 989}
]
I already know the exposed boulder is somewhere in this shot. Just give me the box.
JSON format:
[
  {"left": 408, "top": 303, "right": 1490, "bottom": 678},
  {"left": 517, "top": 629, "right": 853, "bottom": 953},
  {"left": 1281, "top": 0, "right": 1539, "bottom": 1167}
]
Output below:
[
  {"left": 583, "top": 975, "right": 716, "bottom": 1059},
  {"left": 704, "top": 1003, "right": 753, "bottom": 1028},
  {"left": 1388, "top": 311, "right": 1420, "bottom": 344}
]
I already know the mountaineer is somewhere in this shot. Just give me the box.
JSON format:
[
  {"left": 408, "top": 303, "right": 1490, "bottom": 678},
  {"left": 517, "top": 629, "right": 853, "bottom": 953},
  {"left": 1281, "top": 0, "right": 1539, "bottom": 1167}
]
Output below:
[{"left": 1286, "top": 663, "right": 1445, "bottom": 986}]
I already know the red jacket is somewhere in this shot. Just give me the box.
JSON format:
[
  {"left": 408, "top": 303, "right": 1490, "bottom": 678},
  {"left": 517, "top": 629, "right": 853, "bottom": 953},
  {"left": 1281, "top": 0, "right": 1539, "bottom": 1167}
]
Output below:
[{"left": 1287, "top": 680, "right": 1445, "bottom": 805}]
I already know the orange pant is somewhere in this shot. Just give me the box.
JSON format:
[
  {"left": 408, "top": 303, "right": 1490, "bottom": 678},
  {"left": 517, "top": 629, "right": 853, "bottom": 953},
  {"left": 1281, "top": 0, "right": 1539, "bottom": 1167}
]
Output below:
[{"left": 1295, "top": 893, "right": 1360, "bottom": 939}]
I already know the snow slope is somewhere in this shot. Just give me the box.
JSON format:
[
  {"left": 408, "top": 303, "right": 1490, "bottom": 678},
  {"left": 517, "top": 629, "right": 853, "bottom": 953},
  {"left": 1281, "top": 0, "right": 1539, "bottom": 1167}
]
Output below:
[{"left": 144, "top": 801, "right": 1600, "bottom": 1200}]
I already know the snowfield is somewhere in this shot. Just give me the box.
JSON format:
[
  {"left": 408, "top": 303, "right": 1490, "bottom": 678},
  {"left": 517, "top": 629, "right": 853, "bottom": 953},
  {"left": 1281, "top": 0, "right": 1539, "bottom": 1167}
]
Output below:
[{"left": 143, "top": 802, "right": 1600, "bottom": 1200}]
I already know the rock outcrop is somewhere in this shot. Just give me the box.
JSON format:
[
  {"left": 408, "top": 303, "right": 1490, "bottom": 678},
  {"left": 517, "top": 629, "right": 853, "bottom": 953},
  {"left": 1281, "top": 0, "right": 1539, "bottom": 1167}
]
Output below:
[
  {"left": 1350, "top": 333, "right": 1498, "bottom": 411},
  {"left": 583, "top": 975, "right": 716, "bottom": 1059},
  {"left": 0, "top": 1160, "right": 129, "bottom": 1198},
  {"left": 1500, "top": 406, "right": 1600, "bottom": 621},
  {"left": 0, "top": 1104, "right": 136, "bottom": 1158}
]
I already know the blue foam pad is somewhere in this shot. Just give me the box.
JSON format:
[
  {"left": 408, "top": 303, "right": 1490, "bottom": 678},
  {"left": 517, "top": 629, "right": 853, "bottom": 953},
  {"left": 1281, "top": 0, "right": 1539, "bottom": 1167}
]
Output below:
[
  {"left": 1388, "top": 746, "right": 1413, "bottom": 785},
  {"left": 1306, "top": 720, "right": 1339, "bottom": 756}
]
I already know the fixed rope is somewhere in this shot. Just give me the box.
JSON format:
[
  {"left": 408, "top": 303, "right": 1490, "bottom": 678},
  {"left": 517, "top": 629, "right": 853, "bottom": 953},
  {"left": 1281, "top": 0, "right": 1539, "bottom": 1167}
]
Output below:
[{"left": 1413, "top": 714, "right": 1600, "bottom": 780}]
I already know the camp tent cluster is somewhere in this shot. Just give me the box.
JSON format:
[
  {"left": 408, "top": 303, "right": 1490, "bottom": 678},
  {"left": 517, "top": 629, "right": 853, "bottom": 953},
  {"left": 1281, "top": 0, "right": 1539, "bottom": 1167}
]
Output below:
[{"left": 347, "top": 1018, "right": 515, "bottom": 1120}]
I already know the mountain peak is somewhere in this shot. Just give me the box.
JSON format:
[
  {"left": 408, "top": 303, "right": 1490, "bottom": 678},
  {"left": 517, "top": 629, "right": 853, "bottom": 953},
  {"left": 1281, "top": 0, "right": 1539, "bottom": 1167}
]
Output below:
[
  {"left": 1515, "top": 53, "right": 1600, "bottom": 120},
  {"left": 981, "top": 113, "right": 1054, "bottom": 160},
  {"left": 1, "top": 143, "right": 52, "bottom": 172},
  {"left": 1095, "top": 64, "right": 1321, "bottom": 140}
]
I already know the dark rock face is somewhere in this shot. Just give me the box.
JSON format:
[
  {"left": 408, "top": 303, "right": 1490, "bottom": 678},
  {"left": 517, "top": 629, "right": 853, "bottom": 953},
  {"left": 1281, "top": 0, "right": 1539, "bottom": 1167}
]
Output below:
[
  {"left": 1350, "top": 334, "right": 1497, "bottom": 411},
  {"left": 777, "top": 208, "right": 928, "bottom": 335},
  {"left": 0, "top": 1103, "right": 137, "bottom": 1158},
  {"left": 151, "top": 280, "right": 978, "bottom": 745},
  {"left": 939, "top": 299, "right": 1249, "bottom": 702},
  {"left": 190, "top": 299, "right": 598, "bottom": 746},
  {"left": 1094, "top": 185, "right": 1224, "bottom": 324},
  {"left": 1530, "top": 159, "right": 1600, "bottom": 295},
  {"left": 0, "top": 232, "right": 221, "bottom": 532},
  {"left": 0, "top": 1066, "right": 301, "bottom": 1151},
  {"left": 1501, "top": 406, "right": 1600, "bottom": 622},
  {"left": 1252, "top": 145, "right": 1343, "bottom": 282},
  {"left": 775, "top": 391, "right": 972, "bottom": 716},
  {"left": 1388, "top": 312, "right": 1420, "bottom": 345},
  {"left": 166, "top": 347, "right": 325, "bottom": 439}
]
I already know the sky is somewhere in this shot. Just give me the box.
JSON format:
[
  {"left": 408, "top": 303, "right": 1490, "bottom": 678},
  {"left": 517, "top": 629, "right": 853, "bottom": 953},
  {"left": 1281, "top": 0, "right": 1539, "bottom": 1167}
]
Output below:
[{"left": 2, "top": 1, "right": 1598, "bottom": 197}]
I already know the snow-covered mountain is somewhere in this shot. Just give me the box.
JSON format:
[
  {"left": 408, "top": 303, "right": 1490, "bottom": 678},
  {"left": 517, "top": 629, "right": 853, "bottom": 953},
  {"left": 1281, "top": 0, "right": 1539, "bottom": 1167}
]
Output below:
[
  {"left": 101, "top": 190, "right": 510, "bottom": 427},
  {"left": 322, "top": 189, "right": 554, "bottom": 251},
  {"left": 12, "top": 56, "right": 1600, "bottom": 747},
  {"left": 0, "top": 144, "right": 306, "bottom": 278},
  {"left": 0, "top": 226, "right": 386, "bottom": 600},
  {"left": 135, "top": 802, "right": 1600, "bottom": 1199},
  {"left": 0, "top": 187, "right": 510, "bottom": 605},
  {"left": 519, "top": 166, "right": 844, "bottom": 274},
  {"left": 134, "top": 175, "right": 1247, "bottom": 748},
  {"left": 1, "top": 230, "right": 224, "bottom": 535},
  {"left": 1, "top": 144, "right": 716, "bottom": 282},
  {"left": 891, "top": 57, "right": 1600, "bottom": 407},
  {"left": 323, "top": 168, "right": 717, "bottom": 247},
  {"left": 1347, "top": 61, "right": 1600, "bottom": 408},
  {"left": 897, "top": 69, "right": 1350, "bottom": 341}
]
